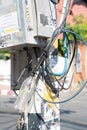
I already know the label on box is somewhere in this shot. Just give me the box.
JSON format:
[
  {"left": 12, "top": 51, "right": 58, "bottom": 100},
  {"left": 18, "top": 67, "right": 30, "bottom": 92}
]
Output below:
[{"left": 0, "top": 11, "right": 19, "bottom": 36}]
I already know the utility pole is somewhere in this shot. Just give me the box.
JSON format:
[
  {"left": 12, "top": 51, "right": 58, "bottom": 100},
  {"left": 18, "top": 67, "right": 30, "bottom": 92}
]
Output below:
[{"left": 0, "top": 0, "right": 71, "bottom": 129}]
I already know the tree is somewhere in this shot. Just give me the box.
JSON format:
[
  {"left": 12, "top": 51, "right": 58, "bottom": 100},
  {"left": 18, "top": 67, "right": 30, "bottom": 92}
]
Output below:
[
  {"left": 67, "top": 14, "right": 87, "bottom": 40},
  {"left": 58, "top": 14, "right": 87, "bottom": 56},
  {"left": 0, "top": 50, "right": 11, "bottom": 60}
]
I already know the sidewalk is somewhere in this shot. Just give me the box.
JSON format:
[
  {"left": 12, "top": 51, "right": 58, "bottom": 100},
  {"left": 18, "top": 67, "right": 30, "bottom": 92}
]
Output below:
[
  {"left": 0, "top": 60, "right": 15, "bottom": 96},
  {"left": 0, "top": 79, "right": 15, "bottom": 96}
]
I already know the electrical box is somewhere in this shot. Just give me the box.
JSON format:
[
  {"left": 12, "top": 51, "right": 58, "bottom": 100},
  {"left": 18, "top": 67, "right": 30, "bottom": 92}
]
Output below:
[{"left": 0, "top": 0, "right": 56, "bottom": 49}]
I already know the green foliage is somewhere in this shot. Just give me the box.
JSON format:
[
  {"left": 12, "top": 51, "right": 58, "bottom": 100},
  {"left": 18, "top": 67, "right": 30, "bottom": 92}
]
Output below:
[
  {"left": 58, "top": 39, "right": 64, "bottom": 56},
  {"left": 58, "top": 37, "right": 69, "bottom": 57},
  {"left": 58, "top": 14, "right": 87, "bottom": 56},
  {"left": 67, "top": 14, "right": 87, "bottom": 40},
  {"left": 0, "top": 50, "right": 11, "bottom": 60},
  {"left": 73, "top": 14, "right": 84, "bottom": 24}
]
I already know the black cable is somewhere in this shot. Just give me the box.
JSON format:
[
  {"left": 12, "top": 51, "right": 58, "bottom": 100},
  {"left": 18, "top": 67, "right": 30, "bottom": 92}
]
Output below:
[
  {"left": 57, "top": 33, "right": 76, "bottom": 81},
  {"left": 49, "top": 0, "right": 54, "bottom": 20},
  {"left": 44, "top": 73, "right": 59, "bottom": 95},
  {"left": 13, "top": 88, "right": 18, "bottom": 96},
  {"left": 31, "top": 1, "right": 71, "bottom": 75},
  {"left": 34, "top": 93, "right": 49, "bottom": 130},
  {"left": 56, "top": 32, "right": 76, "bottom": 90},
  {"left": 50, "top": 0, "right": 59, "bottom": 4},
  {"left": 63, "top": 28, "right": 87, "bottom": 46},
  {"left": 21, "top": 123, "right": 26, "bottom": 130},
  {"left": 12, "top": 48, "right": 32, "bottom": 95},
  {"left": 48, "top": 0, "right": 58, "bottom": 28},
  {"left": 45, "top": 32, "right": 76, "bottom": 91},
  {"left": 58, "top": 32, "right": 77, "bottom": 90},
  {"left": 36, "top": 79, "right": 87, "bottom": 104},
  {"left": 40, "top": 27, "right": 81, "bottom": 93},
  {"left": 46, "top": 0, "right": 71, "bottom": 52}
]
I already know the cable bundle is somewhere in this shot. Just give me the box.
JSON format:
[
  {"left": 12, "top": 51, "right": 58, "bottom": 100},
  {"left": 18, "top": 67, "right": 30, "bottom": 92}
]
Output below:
[{"left": 15, "top": 0, "right": 87, "bottom": 129}]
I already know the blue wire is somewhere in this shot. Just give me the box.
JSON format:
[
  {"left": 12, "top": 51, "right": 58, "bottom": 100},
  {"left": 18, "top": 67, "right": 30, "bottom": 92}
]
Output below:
[
  {"left": 47, "top": 31, "right": 69, "bottom": 76},
  {"left": 64, "top": 29, "right": 87, "bottom": 46},
  {"left": 64, "top": 28, "right": 87, "bottom": 66}
]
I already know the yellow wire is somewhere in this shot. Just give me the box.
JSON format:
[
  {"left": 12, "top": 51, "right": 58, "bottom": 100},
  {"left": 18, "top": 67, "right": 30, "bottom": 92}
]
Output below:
[{"left": 43, "top": 84, "right": 59, "bottom": 115}]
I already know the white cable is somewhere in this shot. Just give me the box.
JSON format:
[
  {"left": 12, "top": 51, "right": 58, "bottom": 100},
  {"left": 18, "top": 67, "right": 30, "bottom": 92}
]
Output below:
[{"left": 59, "top": 0, "right": 71, "bottom": 26}]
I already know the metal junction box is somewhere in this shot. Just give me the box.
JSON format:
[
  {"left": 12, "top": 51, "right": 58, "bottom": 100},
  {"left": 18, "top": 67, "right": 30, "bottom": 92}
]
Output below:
[{"left": 0, "top": 0, "right": 56, "bottom": 49}]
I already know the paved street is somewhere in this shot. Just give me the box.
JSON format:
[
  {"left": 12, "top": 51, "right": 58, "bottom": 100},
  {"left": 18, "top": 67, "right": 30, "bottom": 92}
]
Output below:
[
  {"left": 60, "top": 88, "right": 87, "bottom": 130},
  {"left": 0, "top": 88, "right": 87, "bottom": 130},
  {"left": 0, "top": 113, "right": 18, "bottom": 130},
  {"left": 0, "top": 95, "right": 18, "bottom": 130}
]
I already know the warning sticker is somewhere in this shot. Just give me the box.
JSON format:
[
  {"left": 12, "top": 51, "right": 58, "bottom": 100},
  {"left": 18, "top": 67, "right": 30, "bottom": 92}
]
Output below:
[{"left": 0, "top": 11, "right": 19, "bottom": 36}]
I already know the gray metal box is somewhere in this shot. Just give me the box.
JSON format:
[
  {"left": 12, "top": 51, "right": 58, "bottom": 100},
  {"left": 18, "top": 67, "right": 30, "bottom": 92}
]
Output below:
[
  {"left": 11, "top": 47, "right": 37, "bottom": 90},
  {"left": 0, "top": 0, "right": 56, "bottom": 49}
]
